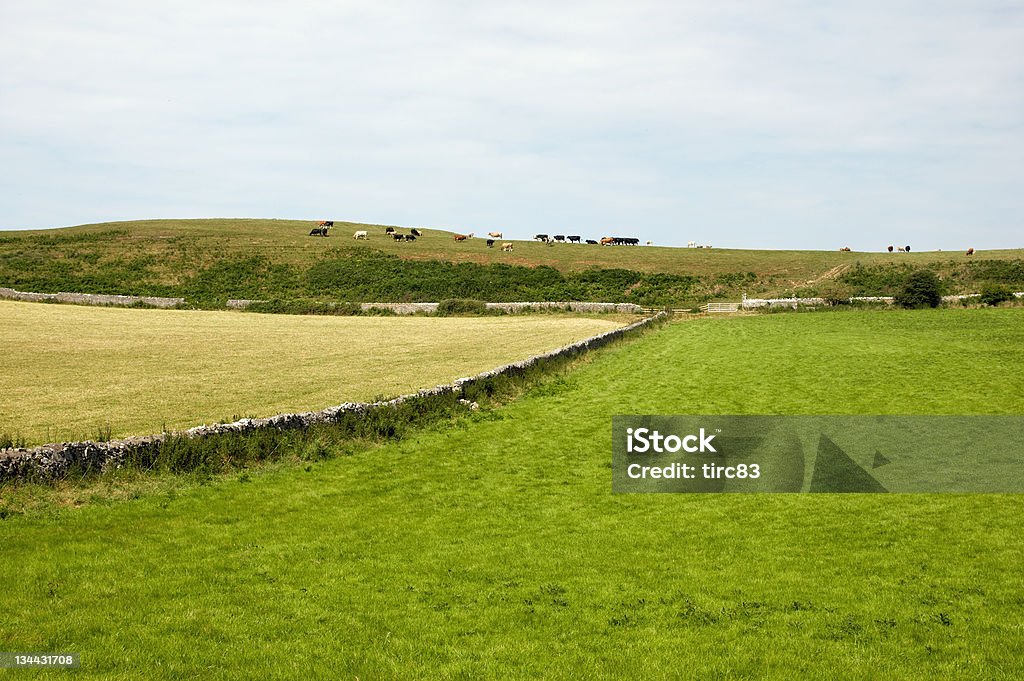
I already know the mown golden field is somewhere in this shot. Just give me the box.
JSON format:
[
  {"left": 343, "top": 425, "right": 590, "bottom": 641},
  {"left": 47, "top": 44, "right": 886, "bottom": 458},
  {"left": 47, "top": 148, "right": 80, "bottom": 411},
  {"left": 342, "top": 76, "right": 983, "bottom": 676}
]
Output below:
[{"left": 0, "top": 300, "right": 630, "bottom": 445}]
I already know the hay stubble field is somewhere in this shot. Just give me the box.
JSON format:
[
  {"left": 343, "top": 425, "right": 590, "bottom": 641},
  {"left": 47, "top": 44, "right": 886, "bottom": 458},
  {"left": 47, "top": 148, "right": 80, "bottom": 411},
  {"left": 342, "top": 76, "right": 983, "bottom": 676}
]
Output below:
[{"left": 0, "top": 300, "right": 630, "bottom": 445}]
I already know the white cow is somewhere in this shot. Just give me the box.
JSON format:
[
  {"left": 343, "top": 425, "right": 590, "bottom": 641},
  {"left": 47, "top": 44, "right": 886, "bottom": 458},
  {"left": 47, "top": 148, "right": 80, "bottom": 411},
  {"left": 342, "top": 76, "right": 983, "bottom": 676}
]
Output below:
[
  {"left": 353, "top": 230, "right": 368, "bottom": 239},
  {"left": 488, "top": 231, "right": 503, "bottom": 238},
  {"left": 501, "top": 242, "right": 513, "bottom": 252}
]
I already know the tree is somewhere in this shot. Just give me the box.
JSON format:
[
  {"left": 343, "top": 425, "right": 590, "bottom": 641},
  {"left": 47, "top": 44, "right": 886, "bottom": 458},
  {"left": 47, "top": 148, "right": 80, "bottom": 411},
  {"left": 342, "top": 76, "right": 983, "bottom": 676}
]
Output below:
[{"left": 894, "top": 269, "right": 942, "bottom": 309}]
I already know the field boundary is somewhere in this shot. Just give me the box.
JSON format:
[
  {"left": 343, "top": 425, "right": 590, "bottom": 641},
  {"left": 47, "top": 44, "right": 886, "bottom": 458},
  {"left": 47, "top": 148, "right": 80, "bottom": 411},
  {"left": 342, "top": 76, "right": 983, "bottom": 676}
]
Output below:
[
  {"left": 0, "top": 287, "right": 184, "bottom": 308},
  {"left": 0, "top": 313, "right": 666, "bottom": 481},
  {"left": 741, "top": 292, "right": 1024, "bottom": 308},
  {"left": 1, "top": 288, "right": 641, "bottom": 314}
]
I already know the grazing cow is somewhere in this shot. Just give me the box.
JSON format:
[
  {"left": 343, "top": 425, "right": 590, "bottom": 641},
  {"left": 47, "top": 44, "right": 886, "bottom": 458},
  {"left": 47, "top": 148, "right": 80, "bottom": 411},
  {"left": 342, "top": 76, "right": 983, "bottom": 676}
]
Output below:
[
  {"left": 553, "top": 235, "right": 565, "bottom": 242},
  {"left": 585, "top": 239, "right": 598, "bottom": 245},
  {"left": 385, "top": 227, "right": 395, "bottom": 234},
  {"left": 840, "top": 246, "right": 852, "bottom": 252},
  {"left": 534, "top": 234, "right": 549, "bottom": 242},
  {"left": 488, "top": 231, "right": 502, "bottom": 239},
  {"left": 405, "top": 235, "right": 416, "bottom": 242},
  {"left": 567, "top": 235, "right": 581, "bottom": 243},
  {"left": 966, "top": 247, "right": 975, "bottom": 256},
  {"left": 486, "top": 239, "right": 495, "bottom": 248},
  {"left": 411, "top": 228, "right": 422, "bottom": 237},
  {"left": 454, "top": 234, "right": 469, "bottom": 241},
  {"left": 600, "top": 237, "right": 615, "bottom": 246},
  {"left": 308, "top": 227, "right": 328, "bottom": 236},
  {"left": 888, "top": 245, "right": 894, "bottom": 252},
  {"left": 318, "top": 220, "right": 334, "bottom": 228},
  {"left": 392, "top": 233, "right": 406, "bottom": 241},
  {"left": 501, "top": 242, "right": 513, "bottom": 252},
  {"left": 353, "top": 230, "right": 368, "bottom": 239}
]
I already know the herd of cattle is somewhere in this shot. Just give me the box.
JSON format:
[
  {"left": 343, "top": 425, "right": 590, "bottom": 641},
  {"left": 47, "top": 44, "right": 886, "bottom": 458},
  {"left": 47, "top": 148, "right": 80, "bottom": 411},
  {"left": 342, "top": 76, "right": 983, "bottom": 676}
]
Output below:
[
  {"left": 840, "top": 245, "right": 976, "bottom": 255},
  {"left": 532, "top": 234, "right": 645, "bottom": 246},
  {"left": 308, "top": 222, "right": 642, "bottom": 250},
  {"left": 310, "top": 223, "right": 978, "bottom": 256}
]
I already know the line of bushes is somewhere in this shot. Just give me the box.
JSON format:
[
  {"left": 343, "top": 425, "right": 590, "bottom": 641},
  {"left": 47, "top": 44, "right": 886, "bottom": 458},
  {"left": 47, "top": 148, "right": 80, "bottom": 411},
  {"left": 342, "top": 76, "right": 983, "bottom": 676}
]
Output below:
[{"left": 0, "top": 246, "right": 758, "bottom": 307}]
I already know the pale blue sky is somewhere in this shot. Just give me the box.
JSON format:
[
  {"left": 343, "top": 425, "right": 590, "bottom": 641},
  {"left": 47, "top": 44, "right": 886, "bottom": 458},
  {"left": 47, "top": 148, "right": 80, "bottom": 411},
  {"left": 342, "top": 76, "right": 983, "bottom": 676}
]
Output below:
[{"left": 2, "top": 1, "right": 1022, "bottom": 249}]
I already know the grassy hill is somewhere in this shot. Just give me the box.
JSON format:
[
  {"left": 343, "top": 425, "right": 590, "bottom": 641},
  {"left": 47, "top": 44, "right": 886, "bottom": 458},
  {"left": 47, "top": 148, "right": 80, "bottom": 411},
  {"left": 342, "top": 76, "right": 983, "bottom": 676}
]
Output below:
[{"left": 1, "top": 218, "right": 1022, "bottom": 305}]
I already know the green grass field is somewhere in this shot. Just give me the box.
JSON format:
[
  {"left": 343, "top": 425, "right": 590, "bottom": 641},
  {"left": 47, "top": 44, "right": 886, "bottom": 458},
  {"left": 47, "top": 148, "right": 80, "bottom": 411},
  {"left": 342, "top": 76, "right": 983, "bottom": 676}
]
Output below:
[
  {"left": 2, "top": 218, "right": 1021, "bottom": 304},
  {"left": 2, "top": 308, "right": 1022, "bottom": 678},
  {"left": 0, "top": 300, "right": 628, "bottom": 446}
]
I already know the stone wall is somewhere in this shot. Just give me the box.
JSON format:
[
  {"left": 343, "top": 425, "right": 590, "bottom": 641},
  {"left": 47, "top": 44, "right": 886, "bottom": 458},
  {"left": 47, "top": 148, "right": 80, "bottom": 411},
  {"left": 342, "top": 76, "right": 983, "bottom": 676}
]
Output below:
[
  {"left": 0, "top": 313, "right": 665, "bottom": 481},
  {"left": 0, "top": 287, "right": 184, "bottom": 308},
  {"left": 741, "top": 293, "right": 1023, "bottom": 308},
  {"left": 225, "top": 300, "right": 644, "bottom": 314}
]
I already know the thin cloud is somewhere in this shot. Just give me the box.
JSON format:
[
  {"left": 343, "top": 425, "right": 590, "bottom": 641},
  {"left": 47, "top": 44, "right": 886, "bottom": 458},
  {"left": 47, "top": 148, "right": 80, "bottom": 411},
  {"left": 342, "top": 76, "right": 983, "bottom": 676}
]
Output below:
[{"left": 1, "top": 1, "right": 1021, "bottom": 248}]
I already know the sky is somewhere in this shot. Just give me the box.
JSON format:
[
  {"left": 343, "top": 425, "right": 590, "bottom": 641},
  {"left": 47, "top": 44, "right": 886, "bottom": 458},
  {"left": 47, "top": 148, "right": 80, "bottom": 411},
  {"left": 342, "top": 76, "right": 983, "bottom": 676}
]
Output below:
[{"left": 1, "top": 1, "right": 1022, "bottom": 249}]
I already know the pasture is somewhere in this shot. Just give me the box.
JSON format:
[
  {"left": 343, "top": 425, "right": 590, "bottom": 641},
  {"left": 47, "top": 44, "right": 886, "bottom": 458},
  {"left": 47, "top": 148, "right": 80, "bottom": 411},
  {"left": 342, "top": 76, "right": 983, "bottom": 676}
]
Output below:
[
  {"left": 2, "top": 219, "right": 1021, "bottom": 305},
  {"left": 0, "top": 300, "right": 628, "bottom": 446},
  {"left": 2, "top": 308, "right": 1023, "bottom": 678}
]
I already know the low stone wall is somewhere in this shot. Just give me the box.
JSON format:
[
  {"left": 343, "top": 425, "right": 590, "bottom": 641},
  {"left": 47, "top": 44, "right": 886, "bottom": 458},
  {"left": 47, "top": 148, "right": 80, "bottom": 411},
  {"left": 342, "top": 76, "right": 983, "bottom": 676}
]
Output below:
[
  {"left": 0, "top": 287, "right": 184, "bottom": 308},
  {"left": 226, "top": 300, "right": 643, "bottom": 314},
  {"left": 362, "top": 302, "right": 438, "bottom": 314},
  {"left": 0, "top": 313, "right": 665, "bottom": 481},
  {"left": 742, "top": 293, "right": 1023, "bottom": 308},
  {"left": 485, "top": 302, "right": 642, "bottom": 313}
]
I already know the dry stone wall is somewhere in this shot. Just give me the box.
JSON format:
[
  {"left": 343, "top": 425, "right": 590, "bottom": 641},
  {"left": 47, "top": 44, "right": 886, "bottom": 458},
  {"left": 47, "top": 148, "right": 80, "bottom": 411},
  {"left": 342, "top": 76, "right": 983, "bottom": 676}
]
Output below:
[
  {"left": 0, "top": 313, "right": 665, "bottom": 481},
  {"left": 0, "top": 287, "right": 184, "bottom": 308}
]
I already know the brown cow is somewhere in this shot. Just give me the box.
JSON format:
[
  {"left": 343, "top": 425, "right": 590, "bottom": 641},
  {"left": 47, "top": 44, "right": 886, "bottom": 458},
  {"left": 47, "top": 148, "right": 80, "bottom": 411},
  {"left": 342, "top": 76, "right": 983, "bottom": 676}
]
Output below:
[
  {"left": 454, "top": 234, "right": 468, "bottom": 241},
  {"left": 600, "top": 237, "right": 615, "bottom": 245},
  {"left": 966, "top": 247, "right": 975, "bottom": 256}
]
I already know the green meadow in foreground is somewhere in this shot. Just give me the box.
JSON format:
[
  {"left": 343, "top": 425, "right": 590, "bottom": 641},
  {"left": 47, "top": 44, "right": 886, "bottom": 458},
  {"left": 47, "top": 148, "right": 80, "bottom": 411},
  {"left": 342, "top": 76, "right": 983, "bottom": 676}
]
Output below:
[
  {"left": 0, "top": 301, "right": 627, "bottom": 445},
  {"left": 2, "top": 308, "right": 1023, "bottom": 679}
]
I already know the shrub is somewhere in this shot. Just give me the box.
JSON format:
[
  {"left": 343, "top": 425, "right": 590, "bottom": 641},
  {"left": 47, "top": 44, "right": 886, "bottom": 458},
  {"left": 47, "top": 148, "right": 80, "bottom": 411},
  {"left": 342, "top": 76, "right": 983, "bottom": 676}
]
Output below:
[
  {"left": 436, "top": 298, "right": 488, "bottom": 316},
  {"left": 817, "top": 281, "right": 853, "bottom": 306},
  {"left": 894, "top": 269, "right": 942, "bottom": 309},
  {"left": 979, "top": 283, "right": 1014, "bottom": 306}
]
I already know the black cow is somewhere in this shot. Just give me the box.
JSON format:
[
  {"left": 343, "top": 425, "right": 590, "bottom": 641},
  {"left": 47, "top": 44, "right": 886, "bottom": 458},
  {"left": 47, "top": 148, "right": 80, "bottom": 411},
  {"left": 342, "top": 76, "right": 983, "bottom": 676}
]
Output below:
[
  {"left": 553, "top": 235, "right": 565, "bottom": 242},
  {"left": 392, "top": 233, "right": 406, "bottom": 241},
  {"left": 585, "top": 239, "right": 598, "bottom": 245},
  {"left": 904, "top": 245, "right": 911, "bottom": 252},
  {"left": 404, "top": 235, "right": 416, "bottom": 242},
  {"left": 534, "top": 234, "right": 548, "bottom": 242},
  {"left": 567, "top": 235, "right": 581, "bottom": 243},
  {"left": 411, "top": 229, "right": 422, "bottom": 237},
  {"left": 309, "top": 227, "right": 329, "bottom": 237},
  {"left": 486, "top": 239, "right": 495, "bottom": 248},
  {"left": 385, "top": 227, "right": 395, "bottom": 234}
]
